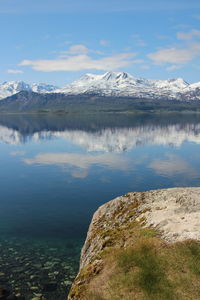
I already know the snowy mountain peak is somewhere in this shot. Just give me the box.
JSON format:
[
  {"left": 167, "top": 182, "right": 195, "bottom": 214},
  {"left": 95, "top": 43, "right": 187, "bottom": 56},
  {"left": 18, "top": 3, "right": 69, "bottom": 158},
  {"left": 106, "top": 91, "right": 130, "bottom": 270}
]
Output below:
[
  {"left": 78, "top": 73, "right": 102, "bottom": 82},
  {"left": 0, "top": 81, "right": 31, "bottom": 100},
  {"left": 1, "top": 72, "right": 200, "bottom": 101},
  {"left": 102, "top": 71, "right": 133, "bottom": 81},
  {"left": 0, "top": 81, "right": 58, "bottom": 100},
  {"left": 57, "top": 72, "right": 200, "bottom": 99},
  {"left": 167, "top": 78, "right": 189, "bottom": 87},
  {"left": 31, "top": 83, "right": 59, "bottom": 93},
  {"left": 75, "top": 72, "right": 134, "bottom": 85},
  {"left": 153, "top": 77, "right": 189, "bottom": 92},
  {"left": 188, "top": 82, "right": 200, "bottom": 89},
  {"left": 2, "top": 81, "right": 31, "bottom": 92}
]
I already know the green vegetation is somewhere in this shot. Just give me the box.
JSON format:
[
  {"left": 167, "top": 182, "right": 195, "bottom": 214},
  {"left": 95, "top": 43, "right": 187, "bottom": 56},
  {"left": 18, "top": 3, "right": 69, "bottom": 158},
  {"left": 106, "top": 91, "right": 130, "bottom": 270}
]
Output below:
[
  {"left": 69, "top": 221, "right": 200, "bottom": 300},
  {"left": 113, "top": 240, "right": 175, "bottom": 300},
  {"left": 178, "top": 241, "right": 200, "bottom": 276}
]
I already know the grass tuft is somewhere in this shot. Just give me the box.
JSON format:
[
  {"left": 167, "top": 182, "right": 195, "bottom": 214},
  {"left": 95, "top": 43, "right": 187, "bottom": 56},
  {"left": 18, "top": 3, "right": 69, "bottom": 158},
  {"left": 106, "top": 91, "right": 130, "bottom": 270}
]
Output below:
[
  {"left": 117, "top": 239, "right": 175, "bottom": 299},
  {"left": 70, "top": 217, "right": 200, "bottom": 300},
  {"left": 179, "top": 240, "right": 200, "bottom": 276}
]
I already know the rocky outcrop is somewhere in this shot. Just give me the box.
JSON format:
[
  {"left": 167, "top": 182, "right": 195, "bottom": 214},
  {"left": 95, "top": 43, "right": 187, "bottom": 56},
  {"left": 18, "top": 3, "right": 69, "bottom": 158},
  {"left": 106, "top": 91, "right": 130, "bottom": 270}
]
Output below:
[{"left": 68, "top": 188, "right": 200, "bottom": 299}]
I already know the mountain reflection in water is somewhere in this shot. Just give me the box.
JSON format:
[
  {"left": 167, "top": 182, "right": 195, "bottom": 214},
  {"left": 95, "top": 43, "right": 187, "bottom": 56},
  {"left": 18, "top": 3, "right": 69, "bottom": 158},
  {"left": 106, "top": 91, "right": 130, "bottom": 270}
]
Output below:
[
  {"left": 0, "top": 113, "right": 200, "bottom": 149},
  {"left": 0, "top": 112, "right": 200, "bottom": 235}
]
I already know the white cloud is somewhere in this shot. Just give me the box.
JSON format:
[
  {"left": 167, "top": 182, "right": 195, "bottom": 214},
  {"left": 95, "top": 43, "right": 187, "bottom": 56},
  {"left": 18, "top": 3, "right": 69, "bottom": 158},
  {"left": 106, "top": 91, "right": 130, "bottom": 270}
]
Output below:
[
  {"left": 60, "top": 44, "right": 103, "bottom": 57},
  {"left": 10, "top": 151, "right": 25, "bottom": 156},
  {"left": 173, "top": 24, "right": 191, "bottom": 29},
  {"left": 148, "top": 47, "right": 194, "bottom": 65},
  {"left": 140, "top": 64, "right": 150, "bottom": 70},
  {"left": 190, "top": 42, "right": 200, "bottom": 51},
  {"left": 7, "top": 69, "right": 23, "bottom": 74},
  {"left": 166, "top": 65, "right": 181, "bottom": 71},
  {"left": 148, "top": 43, "right": 200, "bottom": 68},
  {"left": 131, "top": 34, "right": 146, "bottom": 47},
  {"left": 136, "top": 40, "right": 146, "bottom": 47},
  {"left": 149, "top": 27, "right": 200, "bottom": 70},
  {"left": 63, "top": 41, "right": 72, "bottom": 45},
  {"left": 177, "top": 29, "right": 200, "bottom": 40},
  {"left": 100, "top": 40, "right": 110, "bottom": 46},
  {"left": 19, "top": 52, "right": 138, "bottom": 72},
  {"left": 131, "top": 34, "right": 140, "bottom": 39},
  {"left": 157, "top": 34, "right": 170, "bottom": 40},
  {"left": 65, "top": 44, "right": 90, "bottom": 54}
]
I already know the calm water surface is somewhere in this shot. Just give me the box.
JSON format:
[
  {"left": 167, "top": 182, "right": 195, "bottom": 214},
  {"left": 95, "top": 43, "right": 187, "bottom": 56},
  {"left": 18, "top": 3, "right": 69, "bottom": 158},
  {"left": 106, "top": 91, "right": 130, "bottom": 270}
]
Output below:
[{"left": 0, "top": 113, "right": 200, "bottom": 299}]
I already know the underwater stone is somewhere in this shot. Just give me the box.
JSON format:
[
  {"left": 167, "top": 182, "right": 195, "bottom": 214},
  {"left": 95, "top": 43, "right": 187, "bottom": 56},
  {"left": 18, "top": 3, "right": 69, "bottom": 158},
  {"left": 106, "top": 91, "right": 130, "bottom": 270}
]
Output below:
[{"left": 42, "top": 282, "right": 57, "bottom": 292}]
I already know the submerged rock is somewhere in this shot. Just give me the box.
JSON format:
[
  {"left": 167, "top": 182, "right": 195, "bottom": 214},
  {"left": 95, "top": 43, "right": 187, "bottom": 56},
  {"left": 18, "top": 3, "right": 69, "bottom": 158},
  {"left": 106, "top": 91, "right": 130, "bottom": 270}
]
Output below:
[
  {"left": 42, "top": 282, "right": 57, "bottom": 292},
  {"left": 0, "top": 287, "right": 10, "bottom": 299}
]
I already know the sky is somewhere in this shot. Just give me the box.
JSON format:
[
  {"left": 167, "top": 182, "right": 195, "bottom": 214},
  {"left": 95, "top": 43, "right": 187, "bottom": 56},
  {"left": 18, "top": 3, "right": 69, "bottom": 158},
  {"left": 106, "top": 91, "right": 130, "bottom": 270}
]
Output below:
[{"left": 1, "top": 0, "right": 200, "bottom": 86}]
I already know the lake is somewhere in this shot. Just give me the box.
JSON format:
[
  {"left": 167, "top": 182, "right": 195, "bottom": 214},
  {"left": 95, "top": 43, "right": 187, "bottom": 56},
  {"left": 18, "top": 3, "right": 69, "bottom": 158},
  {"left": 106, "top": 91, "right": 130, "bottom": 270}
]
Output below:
[{"left": 0, "top": 112, "right": 200, "bottom": 299}]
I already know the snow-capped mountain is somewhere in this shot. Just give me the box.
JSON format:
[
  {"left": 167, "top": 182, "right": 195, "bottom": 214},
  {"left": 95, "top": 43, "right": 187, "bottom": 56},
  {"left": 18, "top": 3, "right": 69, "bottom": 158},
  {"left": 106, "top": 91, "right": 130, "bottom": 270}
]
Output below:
[
  {"left": 0, "top": 81, "right": 31, "bottom": 100},
  {"left": 0, "top": 81, "right": 58, "bottom": 100},
  {"left": 56, "top": 71, "right": 200, "bottom": 100},
  {"left": 1, "top": 72, "right": 200, "bottom": 100},
  {"left": 56, "top": 72, "right": 157, "bottom": 96},
  {"left": 31, "top": 83, "right": 58, "bottom": 93}
]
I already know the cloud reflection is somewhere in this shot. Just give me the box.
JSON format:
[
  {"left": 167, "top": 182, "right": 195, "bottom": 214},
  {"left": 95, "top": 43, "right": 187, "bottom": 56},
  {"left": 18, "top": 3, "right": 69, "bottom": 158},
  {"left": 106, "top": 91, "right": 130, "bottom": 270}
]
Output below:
[
  {"left": 10, "top": 151, "right": 26, "bottom": 156},
  {"left": 149, "top": 154, "right": 198, "bottom": 178},
  {"left": 24, "top": 152, "right": 130, "bottom": 178}
]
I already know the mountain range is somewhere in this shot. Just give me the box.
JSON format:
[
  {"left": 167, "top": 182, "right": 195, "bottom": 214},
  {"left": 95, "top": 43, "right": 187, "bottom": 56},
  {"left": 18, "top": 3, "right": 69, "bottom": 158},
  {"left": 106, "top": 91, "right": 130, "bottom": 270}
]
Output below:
[
  {"left": 1, "top": 71, "right": 200, "bottom": 101},
  {"left": 0, "top": 81, "right": 58, "bottom": 100}
]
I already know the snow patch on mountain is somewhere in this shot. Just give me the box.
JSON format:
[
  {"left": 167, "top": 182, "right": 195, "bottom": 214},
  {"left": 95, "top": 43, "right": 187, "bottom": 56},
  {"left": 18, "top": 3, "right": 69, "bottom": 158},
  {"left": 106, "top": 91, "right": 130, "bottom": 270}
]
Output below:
[
  {"left": 0, "top": 81, "right": 58, "bottom": 100},
  {"left": 56, "top": 71, "right": 196, "bottom": 100},
  {"left": 1, "top": 72, "right": 200, "bottom": 100},
  {"left": 31, "top": 83, "right": 58, "bottom": 93}
]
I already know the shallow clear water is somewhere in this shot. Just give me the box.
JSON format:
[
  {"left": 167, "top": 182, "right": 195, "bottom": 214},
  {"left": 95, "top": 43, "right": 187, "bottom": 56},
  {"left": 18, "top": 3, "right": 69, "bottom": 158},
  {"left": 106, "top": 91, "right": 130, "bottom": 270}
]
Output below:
[{"left": 0, "top": 113, "right": 200, "bottom": 299}]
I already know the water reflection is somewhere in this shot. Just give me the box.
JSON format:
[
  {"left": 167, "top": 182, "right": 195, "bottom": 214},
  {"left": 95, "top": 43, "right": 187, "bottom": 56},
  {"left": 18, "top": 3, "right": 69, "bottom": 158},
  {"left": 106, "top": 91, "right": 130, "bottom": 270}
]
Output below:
[
  {"left": 1, "top": 114, "right": 200, "bottom": 150},
  {"left": 0, "top": 113, "right": 200, "bottom": 299},
  {"left": 149, "top": 153, "right": 198, "bottom": 178},
  {"left": 0, "top": 113, "right": 199, "bottom": 185},
  {"left": 24, "top": 153, "right": 129, "bottom": 178}
]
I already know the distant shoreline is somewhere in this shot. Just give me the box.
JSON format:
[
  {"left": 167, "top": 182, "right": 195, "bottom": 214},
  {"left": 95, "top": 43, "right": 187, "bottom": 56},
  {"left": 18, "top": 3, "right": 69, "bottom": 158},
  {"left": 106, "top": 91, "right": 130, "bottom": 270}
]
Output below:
[{"left": 1, "top": 93, "right": 200, "bottom": 114}]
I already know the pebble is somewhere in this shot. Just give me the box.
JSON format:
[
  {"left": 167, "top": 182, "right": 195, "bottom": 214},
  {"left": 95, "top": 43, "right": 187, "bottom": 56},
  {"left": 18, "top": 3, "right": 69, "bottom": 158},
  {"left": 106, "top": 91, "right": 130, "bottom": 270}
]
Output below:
[
  {"left": 34, "top": 293, "right": 42, "bottom": 297},
  {"left": 0, "top": 237, "right": 81, "bottom": 299},
  {"left": 30, "top": 286, "right": 39, "bottom": 291},
  {"left": 63, "top": 280, "right": 72, "bottom": 285}
]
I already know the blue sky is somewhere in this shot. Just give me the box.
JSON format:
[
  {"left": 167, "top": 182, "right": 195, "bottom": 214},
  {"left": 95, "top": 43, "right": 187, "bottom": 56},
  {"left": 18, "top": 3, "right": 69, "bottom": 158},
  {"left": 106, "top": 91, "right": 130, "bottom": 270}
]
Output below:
[{"left": 1, "top": 0, "right": 200, "bottom": 86}]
